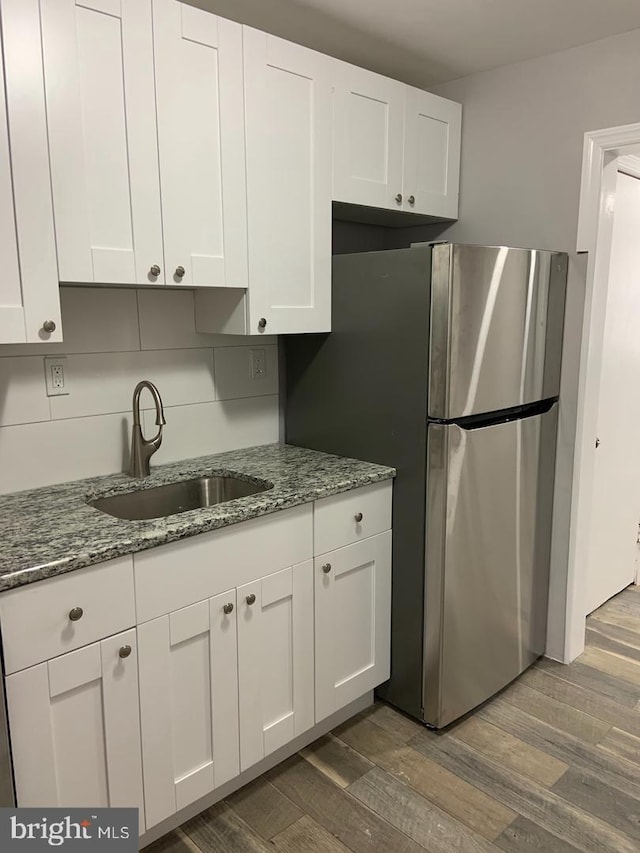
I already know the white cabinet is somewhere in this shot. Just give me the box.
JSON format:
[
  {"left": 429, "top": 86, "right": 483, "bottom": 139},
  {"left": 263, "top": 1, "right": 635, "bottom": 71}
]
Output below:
[
  {"left": 1, "top": 483, "right": 392, "bottom": 835},
  {"left": 6, "top": 630, "right": 145, "bottom": 829},
  {"left": 152, "top": 0, "right": 248, "bottom": 288},
  {"left": 137, "top": 591, "right": 240, "bottom": 829},
  {"left": 41, "top": 0, "right": 163, "bottom": 285},
  {"left": 403, "top": 87, "right": 462, "bottom": 219},
  {"left": 0, "top": 0, "right": 61, "bottom": 343},
  {"left": 237, "top": 563, "right": 314, "bottom": 771},
  {"left": 42, "top": 0, "right": 245, "bottom": 289},
  {"left": 242, "top": 28, "right": 332, "bottom": 334},
  {"left": 332, "top": 61, "right": 405, "bottom": 212},
  {"left": 315, "top": 531, "right": 392, "bottom": 721},
  {"left": 137, "top": 561, "right": 315, "bottom": 828},
  {"left": 332, "top": 62, "right": 461, "bottom": 220}
]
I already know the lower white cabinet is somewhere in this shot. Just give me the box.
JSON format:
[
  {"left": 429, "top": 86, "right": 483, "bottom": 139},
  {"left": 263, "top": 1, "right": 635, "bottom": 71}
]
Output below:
[
  {"left": 1, "top": 482, "right": 393, "bottom": 834},
  {"left": 138, "top": 562, "right": 315, "bottom": 828},
  {"left": 5, "top": 629, "right": 145, "bottom": 829},
  {"left": 237, "top": 562, "right": 314, "bottom": 771},
  {"left": 315, "top": 531, "right": 392, "bottom": 721},
  {"left": 137, "top": 590, "right": 239, "bottom": 829}
]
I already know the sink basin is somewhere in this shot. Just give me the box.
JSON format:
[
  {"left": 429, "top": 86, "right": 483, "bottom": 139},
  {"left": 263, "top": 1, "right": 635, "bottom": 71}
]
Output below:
[{"left": 89, "top": 475, "right": 271, "bottom": 520}]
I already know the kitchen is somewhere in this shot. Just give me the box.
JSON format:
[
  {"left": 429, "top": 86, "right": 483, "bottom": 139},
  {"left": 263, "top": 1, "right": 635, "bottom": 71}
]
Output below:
[{"left": 1, "top": 1, "right": 640, "bottom": 851}]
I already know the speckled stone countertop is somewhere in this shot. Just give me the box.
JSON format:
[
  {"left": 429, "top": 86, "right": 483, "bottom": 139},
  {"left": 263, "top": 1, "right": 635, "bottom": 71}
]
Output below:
[{"left": 0, "top": 444, "right": 395, "bottom": 592}]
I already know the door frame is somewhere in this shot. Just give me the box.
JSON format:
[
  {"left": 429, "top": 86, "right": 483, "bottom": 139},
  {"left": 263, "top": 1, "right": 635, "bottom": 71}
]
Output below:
[{"left": 564, "top": 123, "right": 640, "bottom": 662}]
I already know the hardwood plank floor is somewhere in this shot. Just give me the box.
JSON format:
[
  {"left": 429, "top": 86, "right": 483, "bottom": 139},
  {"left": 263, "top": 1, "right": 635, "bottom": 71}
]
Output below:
[{"left": 146, "top": 582, "right": 640, "bottom": 853}]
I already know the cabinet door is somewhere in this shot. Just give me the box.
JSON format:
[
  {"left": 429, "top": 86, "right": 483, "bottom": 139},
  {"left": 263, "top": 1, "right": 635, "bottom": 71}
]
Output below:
[
  {"left": 0, "top": 0, "right": 61, "bottom": 343},
  {"left": 315, "top": 532, "right": 392, "bottom": 721},
  {"left": 41, "top": 0, "right": 163, "bottom": 284},
  {"left": 5, "top": 630, "right": 145, "bottom": 830},
  {"left": 137, "top": 592, "right": 239, "bottom": 829},
  {"left": 332, "top": 61, "right": 405, "bottom": 211},
  {"left": 237, "top": 562, "right": 314, "bottom": 771},
  {"left": 153, "top": 1, "right": 247, "bottom": 288},
  {"left": 403, "top": 88, "right": 461, "bottom": 219},
  {"left": 243, "top": 27, "right": 331, "bottom": 334}
]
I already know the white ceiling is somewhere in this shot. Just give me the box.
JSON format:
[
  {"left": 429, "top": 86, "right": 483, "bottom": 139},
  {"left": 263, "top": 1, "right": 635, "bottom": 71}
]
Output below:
[{"left": 191, "top": 0, "right": 640, "bottom": 87}]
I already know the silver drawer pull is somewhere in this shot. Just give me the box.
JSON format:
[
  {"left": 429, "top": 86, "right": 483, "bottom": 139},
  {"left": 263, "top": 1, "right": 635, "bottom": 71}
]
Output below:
[
  {"left": 322, "top": 563, "right": 332, "bottom": 574},
  {"left": 119, "top": 645, "right": 132, "bottom": 659},
  {"left": 246, "top": 593, "right": 256, "bottom": 606},
  {"left": 354, "top": 512, "right": 363, "bottom": 523},
  {"left": 223, "top": 602, "right": 234, "bottom": 615},
  {"left": 68, "top": 607, "right": 84, "bottom": 622}
]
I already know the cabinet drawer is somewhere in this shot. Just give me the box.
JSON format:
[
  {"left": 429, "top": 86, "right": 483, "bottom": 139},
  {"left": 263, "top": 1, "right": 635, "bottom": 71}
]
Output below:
[
  {"left": 0, "top": 556, "right": 135, "bottom": 674},
  {"left": 134, "top": 504, "right": 313, "bottom": 623},
  {"left": 314, "top": 481, "right": 392, "bottom": 554}
]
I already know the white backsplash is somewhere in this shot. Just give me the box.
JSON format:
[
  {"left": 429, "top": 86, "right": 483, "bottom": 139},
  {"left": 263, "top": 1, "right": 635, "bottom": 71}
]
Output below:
[{"left": 0, "top": 288, "right": 279, "bottom": 494}]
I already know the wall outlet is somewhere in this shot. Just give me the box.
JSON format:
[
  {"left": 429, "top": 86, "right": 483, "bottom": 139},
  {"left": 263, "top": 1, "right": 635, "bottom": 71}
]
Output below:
[
  {"left": 45, "top": 356, "right": 69, "bottom": 397},
  {"left": 251, "top": 348, "right": 266, "bottom": 380}
]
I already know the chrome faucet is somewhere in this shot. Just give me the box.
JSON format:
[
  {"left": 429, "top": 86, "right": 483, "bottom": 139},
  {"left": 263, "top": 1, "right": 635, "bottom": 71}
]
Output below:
[{"left": 128, "top": 380, "right": 166, "bottom": 477}]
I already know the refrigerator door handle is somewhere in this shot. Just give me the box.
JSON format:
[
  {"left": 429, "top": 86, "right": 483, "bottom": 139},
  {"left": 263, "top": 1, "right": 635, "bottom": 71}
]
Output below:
[{"left": 423, "top": 422, "right": 449, "bottom": 725}]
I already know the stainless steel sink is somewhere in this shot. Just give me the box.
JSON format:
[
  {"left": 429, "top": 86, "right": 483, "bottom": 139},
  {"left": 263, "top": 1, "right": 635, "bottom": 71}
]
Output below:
[{"left": 89, "top": 475, "right": 271, "bottom": 520}]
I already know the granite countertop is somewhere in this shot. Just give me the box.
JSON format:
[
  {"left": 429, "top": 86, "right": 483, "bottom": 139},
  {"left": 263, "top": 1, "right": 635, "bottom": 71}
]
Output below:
[{"left": 0, "top": 444, "right": 395, "bottom": 592}]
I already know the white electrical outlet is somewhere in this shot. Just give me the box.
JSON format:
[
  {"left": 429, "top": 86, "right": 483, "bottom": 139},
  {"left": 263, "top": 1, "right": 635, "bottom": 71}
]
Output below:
[
  {"left": 251, "top": 348, "right": 266, "bottom": 380},
  {"left": 45, "top": 356, "right": 69, "bottom": 397}
]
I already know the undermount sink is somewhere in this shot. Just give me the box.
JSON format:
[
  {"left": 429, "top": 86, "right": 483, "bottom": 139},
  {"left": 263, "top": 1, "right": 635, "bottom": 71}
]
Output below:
[{"left": 89, "top": 475, "right": 272, "bottom": 521}]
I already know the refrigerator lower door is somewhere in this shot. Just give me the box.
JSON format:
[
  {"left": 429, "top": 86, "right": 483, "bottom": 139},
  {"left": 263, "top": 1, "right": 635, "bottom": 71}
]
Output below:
[{"left": 423, "top": 405, "right": 557, "bottom": 728}]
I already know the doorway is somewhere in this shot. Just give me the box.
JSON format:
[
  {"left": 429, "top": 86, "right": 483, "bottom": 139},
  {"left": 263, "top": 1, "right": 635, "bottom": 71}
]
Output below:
[
  {"left": 565, "top": 126, "right": 640, "bottom": 662},
  {"left": 584, "top": 167, "right": 640, "bottom": 614}
]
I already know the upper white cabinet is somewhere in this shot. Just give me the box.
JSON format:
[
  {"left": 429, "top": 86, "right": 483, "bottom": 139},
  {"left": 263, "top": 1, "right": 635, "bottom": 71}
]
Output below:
[
  {"left": 332, "top": 62, "right": 405, "bottom": 212},
  {"left": 41, "top": 0, "right": 163, "bottom": 285},
  {"left": 0, "top": 0, "right": 61, "bottom": 344},
  {"left": 0, "top": 3, "right": 461, "bottom": 338},
  {"left": 243, "top": 28, "right": 332, "bottom": 334},
  {"left": 153, "top": 0, "right": 248, "bottom": 288},
  {"left": 403, "top": 86, "right": 461, "bottom": 220},
  {"left": 41, "top": 0, "right": 246, "bottom": 289},
  {"left": 332, "top": 62, "right": 461, "bottom": 220}
]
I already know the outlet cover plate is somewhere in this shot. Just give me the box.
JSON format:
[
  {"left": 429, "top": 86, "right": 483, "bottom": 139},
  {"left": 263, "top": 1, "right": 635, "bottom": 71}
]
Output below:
[{"left": 44, "top": 356, "right": 69, "bottom": 397}]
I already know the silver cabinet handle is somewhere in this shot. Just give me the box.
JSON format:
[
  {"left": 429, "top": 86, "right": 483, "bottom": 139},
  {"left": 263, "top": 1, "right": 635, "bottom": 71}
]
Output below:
[
  {"left": 246, "top": 593, "right": 256, "bottom": 605},
  {"left": 322, "top": 563, "right": 332, "bottom": 574},
  {"left": 395, "top": 193, "right": 402, "bottom": 204},
  {"left": 175, "top": 266, "right": 185, "bottom": 278},
  {"left": 354, "top": 512, "right": 363, "bottom": 523},
  {"left": 408, "top": 195, "right": 415, "bottom": 206},
  {"left": 223, "top": 602, "right": 234, "bottom": 614},
  {"left": 42, "top": 320, "right": 56, "bottom": 334},
  {"left": 119, "top": 645, "right": 132, "bottom": 659},
  {"left": 258, "top": 318, "right": 267, "bottom": 330},
  {"left": 68, "top": 606, "right": 83, "bottom": 622},
  {"left": 149, "top": 264, "right": 161, "bottom": 277}
]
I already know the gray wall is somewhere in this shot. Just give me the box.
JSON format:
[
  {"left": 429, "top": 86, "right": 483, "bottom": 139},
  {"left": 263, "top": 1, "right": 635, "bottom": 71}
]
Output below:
[{"left": 422, "top": 27, "right": 640, "bottom": 659}]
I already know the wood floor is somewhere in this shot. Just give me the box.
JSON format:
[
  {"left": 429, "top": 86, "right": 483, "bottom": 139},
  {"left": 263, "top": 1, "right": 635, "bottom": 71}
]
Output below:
[{"left": 148, "top": 583, "right": 640, "bottom": 853}]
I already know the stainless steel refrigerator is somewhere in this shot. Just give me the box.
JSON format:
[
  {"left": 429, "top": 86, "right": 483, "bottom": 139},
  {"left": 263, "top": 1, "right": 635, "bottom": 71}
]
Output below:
[{"left": 284, "top": 243, "right": 567, "bottom": 728}]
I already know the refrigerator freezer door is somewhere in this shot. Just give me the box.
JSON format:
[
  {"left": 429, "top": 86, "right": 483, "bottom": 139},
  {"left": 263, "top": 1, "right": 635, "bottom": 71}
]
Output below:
[
  {"left": 423, "top": 405, "right": 557, "bottom": 728},
  {"left": 429, "top": 244, "right": 567, "bottom": 419}
]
